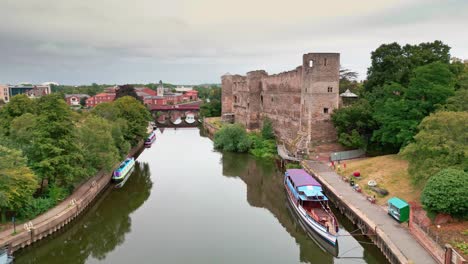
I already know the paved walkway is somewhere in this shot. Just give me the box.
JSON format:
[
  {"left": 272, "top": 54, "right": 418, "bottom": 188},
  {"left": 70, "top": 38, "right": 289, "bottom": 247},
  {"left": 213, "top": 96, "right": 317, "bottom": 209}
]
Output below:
[{"left": 303, "top": 160, "right": 437, "bottom": 264}]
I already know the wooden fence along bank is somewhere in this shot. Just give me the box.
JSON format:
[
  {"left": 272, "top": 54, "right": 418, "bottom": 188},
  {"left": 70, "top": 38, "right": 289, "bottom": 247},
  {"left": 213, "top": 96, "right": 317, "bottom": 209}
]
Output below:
[{"left": 0, "top": 142, "right": 144, "bottom": 255}]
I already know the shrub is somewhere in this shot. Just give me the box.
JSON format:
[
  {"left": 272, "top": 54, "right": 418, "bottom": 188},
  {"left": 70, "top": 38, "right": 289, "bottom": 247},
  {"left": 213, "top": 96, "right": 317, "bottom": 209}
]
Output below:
[
  {"left": 17, "top": 197, "right": 55, "bottom": 220},
  {"left": 421, "top": 168, "right": 468, "bottom": 217},
  {"left": 261, "top": 118, "right": 275, "bottom": 140},
  {"left": 214, "top": 124, "right": 251, "bottom": 152},
  {"left": 285, "top": 163, "right": 302, "bottom": 169},
  {"left": 248, "top": 133, "right": 276, "bottom": 159}
]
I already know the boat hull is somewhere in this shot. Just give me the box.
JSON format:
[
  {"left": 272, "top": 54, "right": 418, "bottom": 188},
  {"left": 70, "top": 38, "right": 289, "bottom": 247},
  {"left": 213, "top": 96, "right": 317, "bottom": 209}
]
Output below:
[{"left": 284, "top": 184, "right": 338, "bottom": 248}]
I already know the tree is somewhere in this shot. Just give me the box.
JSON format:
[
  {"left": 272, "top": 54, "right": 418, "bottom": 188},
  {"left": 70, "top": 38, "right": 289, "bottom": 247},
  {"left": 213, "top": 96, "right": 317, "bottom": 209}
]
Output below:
[
  {"left": 402, "top": 111, "right": 467, "bottom": 184},
  {"left": 28, "top": 94, "right": 85, "bottom": 189},
  {"left": 80, "top": 97, "right": 87, "bottom": 107},
  {"left": 214, "top": 124, "right": 251, "bottom": 152},
  {"left": 0, "top": 145, "right": 38, "bottom": 221},
  {"left": 339, "top": 68, "right": 360, "bottom": 94},
  {"left": 77, "top": 116, "right": 120, "bottom": 174},
  {"left": 200, "top": 99, "right": 221, "bottom": 117},
  {"left": 421, "top": 169, "right": 468, "bottom": 217},
  {"left": 92, "top": 102, "right": 119, "bottom": 121},
  {"left": 365, "top": 41, "right": 451, "bottom": 92},
  {"left": 113, "top": 96, "right": 151, "bottom": 146},
  {"left": 261, "top": 118, "right": 275, "bottom": 140},
  {"left": 0, "top": 94, "right": 35, "bottom": 133},
  {"left": 331, "top": 99, "right": 377, "bottom": 149},
  {"left": 438, "top": 89, "right": 468, "bottom": 112},
  {"left": 372, "top": 62, "right": 455, "bottom": 149},
  {"left": 9, "top": 113, "right": 37, "bottom": 151},
  {"left": 115, "top": 85, "right": 142, "bottom": 103}
]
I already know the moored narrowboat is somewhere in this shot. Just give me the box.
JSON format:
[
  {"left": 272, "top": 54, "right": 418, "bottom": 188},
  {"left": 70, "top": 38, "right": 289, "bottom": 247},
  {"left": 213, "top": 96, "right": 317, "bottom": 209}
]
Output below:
[
  {"left": 284, "top": 169, "right": 339, "bottom": 247},
  {"left": 144, "top": 131, "right": 156, "bottom": 147},
  {"left": 112, "top": 157, "right": 135, "bottom": 182}
]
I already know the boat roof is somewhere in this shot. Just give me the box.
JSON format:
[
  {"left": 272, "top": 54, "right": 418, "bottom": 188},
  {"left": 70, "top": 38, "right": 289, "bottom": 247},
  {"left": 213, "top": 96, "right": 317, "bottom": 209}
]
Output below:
[
  {"left": 297, "top": 185, "right": 328, "bottom": 201},
  {"left": 286, "top": 169, "right": 321, "bottom": 187}
]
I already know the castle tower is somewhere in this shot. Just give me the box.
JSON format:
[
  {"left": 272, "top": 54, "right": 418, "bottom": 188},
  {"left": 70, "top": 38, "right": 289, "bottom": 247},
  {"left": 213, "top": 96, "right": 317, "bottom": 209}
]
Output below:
[
  {"left": 221, "top": 74, "right": 234, "bottom": 114},
  {"left": 300, "top": 53, "right": 340, "bottom": 147},
  {"left": 157, "top": 80, "right": 164, "bottom": 97}
]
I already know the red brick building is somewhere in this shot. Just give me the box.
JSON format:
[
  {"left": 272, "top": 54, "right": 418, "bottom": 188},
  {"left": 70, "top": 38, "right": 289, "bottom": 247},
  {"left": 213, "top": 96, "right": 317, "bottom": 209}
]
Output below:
[{"left": 86, "top": 92, "right": 116, "bottom": 107}]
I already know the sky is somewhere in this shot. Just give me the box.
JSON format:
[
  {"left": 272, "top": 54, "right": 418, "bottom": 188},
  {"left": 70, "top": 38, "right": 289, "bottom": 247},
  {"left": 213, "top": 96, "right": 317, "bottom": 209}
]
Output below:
[{"left": 0, "top": 0, "right": 467, "bottom": 85}]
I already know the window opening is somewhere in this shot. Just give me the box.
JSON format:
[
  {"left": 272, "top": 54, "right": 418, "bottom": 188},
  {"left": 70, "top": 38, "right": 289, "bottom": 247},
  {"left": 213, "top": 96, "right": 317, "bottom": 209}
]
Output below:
[{"left": 323, "top": 108, "right": 329, "bottom": 114}]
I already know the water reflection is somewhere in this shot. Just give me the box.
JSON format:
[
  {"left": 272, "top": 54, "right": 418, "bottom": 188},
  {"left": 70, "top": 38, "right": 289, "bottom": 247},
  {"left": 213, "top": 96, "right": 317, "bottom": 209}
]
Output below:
[
  {"left": 15, "top": 162, "right": 153, "bottom": 264},
  {"left": 221, "top": 152, "right": 387, "bottom": 264}
]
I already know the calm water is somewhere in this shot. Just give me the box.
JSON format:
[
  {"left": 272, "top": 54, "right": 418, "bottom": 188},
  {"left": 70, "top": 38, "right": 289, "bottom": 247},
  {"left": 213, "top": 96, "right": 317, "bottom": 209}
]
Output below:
[{"left": 15, "top": 128, "right": 388, "bottom": 264}]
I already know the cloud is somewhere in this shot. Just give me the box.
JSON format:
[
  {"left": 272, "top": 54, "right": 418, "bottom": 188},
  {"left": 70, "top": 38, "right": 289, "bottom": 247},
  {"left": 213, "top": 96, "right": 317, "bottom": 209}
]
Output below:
[{"left": 0, "top": 0, "right": 466, "bottom": 84}]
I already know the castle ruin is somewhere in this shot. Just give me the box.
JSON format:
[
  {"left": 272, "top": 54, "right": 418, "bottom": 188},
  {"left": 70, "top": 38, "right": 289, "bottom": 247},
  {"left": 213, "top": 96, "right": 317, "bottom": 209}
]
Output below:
[{"left": 221, "top": 52, "right": 340, "bottom": 156}]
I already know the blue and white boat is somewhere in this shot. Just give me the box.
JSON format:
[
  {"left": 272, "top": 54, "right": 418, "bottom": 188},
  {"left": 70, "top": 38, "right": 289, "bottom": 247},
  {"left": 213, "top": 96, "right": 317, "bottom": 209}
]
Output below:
[
  {"left": 284, "top": 169, "right": 339, "bottom": 248},
  {"left": 112, "top": 157, "right": 135, "bottom": 182},
  {"left": 144, "top": 131, "right": 156, "bottom": 147}
]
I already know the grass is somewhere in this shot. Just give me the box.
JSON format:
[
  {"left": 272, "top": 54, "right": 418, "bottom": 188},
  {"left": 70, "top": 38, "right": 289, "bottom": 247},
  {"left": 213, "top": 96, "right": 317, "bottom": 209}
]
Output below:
[
  {"left": 205, "top": 117, "right": 223, "bottom": 129},
  {"left": 336, "top": 154, "right": 421, "bottom": 205}
]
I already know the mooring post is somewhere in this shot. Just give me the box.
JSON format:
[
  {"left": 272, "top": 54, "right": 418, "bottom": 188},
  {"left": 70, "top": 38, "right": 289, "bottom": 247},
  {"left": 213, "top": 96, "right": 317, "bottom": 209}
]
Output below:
[{"left": 444, "top": 244, "right": 452, "bottom": 264}]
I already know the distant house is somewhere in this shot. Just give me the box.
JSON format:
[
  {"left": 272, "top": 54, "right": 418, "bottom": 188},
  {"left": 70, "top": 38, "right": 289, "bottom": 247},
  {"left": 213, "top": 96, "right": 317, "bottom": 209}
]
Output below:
[
  {"left": 86, "top": 92, "right": 116, "bottom": 107},
  {"left": 182, "top": 90, "right": 198, "bottom": 101},
  {"left": 65, "top": 94, "right": 89, "bottom": 106}
]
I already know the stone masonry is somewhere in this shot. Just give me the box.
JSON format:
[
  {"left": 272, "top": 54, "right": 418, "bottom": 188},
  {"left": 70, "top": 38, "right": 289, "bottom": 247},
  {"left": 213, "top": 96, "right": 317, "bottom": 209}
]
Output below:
[{"left": 221, "top": 53, "right": 340, "bottom": 155}]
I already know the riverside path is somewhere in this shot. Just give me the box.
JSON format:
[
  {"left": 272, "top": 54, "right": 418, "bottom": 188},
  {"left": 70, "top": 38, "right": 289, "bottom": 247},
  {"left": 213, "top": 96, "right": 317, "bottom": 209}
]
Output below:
[{"left": 302, "top": 160, "right": 437, "bottom": 264}]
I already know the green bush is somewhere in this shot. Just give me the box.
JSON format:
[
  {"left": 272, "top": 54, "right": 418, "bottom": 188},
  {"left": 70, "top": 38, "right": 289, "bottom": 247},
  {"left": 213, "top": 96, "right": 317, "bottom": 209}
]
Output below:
[
  {"left": 261, "top": 118, "right": 275, "bottom": 140},
  {"left": 285, "top": 163, "right": 302, "bottom": 169},
  {"left": 248, "top": 133, "right": 276, "bottom": 159},
  {"left": 17, "top": 197, "right": 56, "bottom": 219},
  {"left": 214, "top": 124, "right": 251, "bottom": 152},
  {"left": 421, "top": 168, "right": 468, "bottom": 217}
]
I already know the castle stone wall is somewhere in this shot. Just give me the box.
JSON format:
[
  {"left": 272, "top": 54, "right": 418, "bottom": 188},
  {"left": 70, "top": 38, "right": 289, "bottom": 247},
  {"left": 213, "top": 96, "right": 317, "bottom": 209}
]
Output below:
[{"left": 221, "top": 52, "right": 340, "bottom": 154}]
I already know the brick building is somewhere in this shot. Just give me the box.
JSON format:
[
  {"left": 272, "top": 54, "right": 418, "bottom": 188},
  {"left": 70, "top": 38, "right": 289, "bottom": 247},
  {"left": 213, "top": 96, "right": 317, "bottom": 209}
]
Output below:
[
  {"left": 65, "top": 94, "right": 89, "bottom": 106},
  {"left": 221, "top": 52, "right": 340, "bottom": 155},
  {"left": 86, "top": 92, "right": 116, "bottom": 107}
]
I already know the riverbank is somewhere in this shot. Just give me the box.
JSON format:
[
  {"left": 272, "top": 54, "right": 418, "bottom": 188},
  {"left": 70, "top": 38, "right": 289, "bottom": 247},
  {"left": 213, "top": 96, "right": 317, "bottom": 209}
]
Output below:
[
  {"left": 0, "top": 142, "right": 144, "bottom": 255},
  {"left": 302, "top": 160, "right": 437, "bottom": 264}
]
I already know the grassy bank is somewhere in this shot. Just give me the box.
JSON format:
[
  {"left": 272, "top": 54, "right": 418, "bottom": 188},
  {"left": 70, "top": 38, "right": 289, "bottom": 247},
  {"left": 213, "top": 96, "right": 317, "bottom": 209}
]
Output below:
[{"left": 335, "top": 154, "right": 421, "bottom": 205}]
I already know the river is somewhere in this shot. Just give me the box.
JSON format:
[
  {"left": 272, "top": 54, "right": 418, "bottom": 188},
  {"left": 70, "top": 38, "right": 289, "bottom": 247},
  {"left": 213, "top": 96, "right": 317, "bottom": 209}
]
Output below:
[{"left": 14, "top": 128, "right": 388, "bottom": 264}]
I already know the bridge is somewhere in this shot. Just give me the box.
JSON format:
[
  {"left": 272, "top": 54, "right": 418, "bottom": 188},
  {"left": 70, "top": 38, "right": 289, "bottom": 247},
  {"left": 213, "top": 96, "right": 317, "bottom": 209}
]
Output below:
[{"left": 149, "top": 102, "right": 201, "bottom": 127}]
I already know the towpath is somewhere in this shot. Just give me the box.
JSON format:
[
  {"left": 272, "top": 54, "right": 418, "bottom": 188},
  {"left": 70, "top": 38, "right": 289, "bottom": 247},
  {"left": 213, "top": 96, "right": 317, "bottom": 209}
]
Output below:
[{"left": 302, "top": 160, "right": 437, "bottom": 264}]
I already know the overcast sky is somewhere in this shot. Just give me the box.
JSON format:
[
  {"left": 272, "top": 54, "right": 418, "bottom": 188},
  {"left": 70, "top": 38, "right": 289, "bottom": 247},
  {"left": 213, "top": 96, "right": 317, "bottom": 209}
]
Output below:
[{"left": 0, "top": 0, "right": 467, "bottom": 85}]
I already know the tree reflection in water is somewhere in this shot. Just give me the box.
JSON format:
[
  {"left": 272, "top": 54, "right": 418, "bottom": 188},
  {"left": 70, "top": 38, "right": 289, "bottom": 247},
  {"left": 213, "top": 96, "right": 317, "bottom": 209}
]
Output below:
[
  {"left": 221, "top": 152, "right": 334, "bottom": 264},
  {"left": 15, "top": 162, "right": 152, "bottom": 264},
  {"left": 221, "top": 152, "right": 388, "bottom": 264}
]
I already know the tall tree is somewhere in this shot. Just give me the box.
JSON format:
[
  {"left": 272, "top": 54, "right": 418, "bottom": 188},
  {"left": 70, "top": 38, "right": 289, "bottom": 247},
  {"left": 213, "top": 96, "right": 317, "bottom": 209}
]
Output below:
[
  {"left": 77, "top": 116, "right": 120, "bottom": 174},
  {"left": 365, "top": 41, "right": 451, "bottom": 92},
  {"left": 373, "top": 62, "right": 455, "bottom": 148},
  {"left": 0, "top": 145, "right": 38, "bottom": 221},
  {"left": 28, "top": 94, "right": 85, "bottom": 189},
  {"left": 0, "top": 94, "right": 35, "bottom": 133},
  {"left": 113, "top": 96, "right": 151, "bottom": 146},
  {"left": 115, "top": 85, "right": 142, "bottom": 103},
  {"left": 402, "top": 111, "right": 467, "bottom": 184}
]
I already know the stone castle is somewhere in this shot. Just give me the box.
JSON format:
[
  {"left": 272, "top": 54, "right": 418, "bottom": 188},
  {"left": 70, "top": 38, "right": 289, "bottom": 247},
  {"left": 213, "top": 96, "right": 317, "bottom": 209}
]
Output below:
[{"left": 221, "top": 52, "right": 340, "bottom": 156}]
